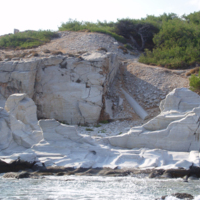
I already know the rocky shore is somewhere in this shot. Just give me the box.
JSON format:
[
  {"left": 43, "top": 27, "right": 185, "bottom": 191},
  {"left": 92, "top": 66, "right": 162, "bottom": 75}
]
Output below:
[
  {"left": 1, "top": 156, "right": 200, "bottom": 180},
  {"left": 0, "top": 88, "right": 200, "bottom": 173}
]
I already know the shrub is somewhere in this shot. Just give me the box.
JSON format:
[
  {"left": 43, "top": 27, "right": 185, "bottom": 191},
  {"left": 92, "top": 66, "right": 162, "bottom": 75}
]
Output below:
[
  {"left": 115, "top": 19, "right": 159, "bottom": 50},
  {"left": 58, "top": 19, "right": 127, "bottom": 44},
  {"left": 94, "top": 124, "right": 101, "bottom": 128},
  {"left": 124, "top": 44, "right": 133, "bottom": 50},
  {"left": 139, "top": 12, "right": 200, "bottom": 69},
  {"left": 99, "top": 120, "right": 109, "bottom": 124},
  {"left": 0, "top": 30, "right": 59, "bottom": 49},
  {"left": 186, "top": 67, "right": 200, "bottom": 76},
  {"left": 86, "top": 128, "right": 94, "bottom": 131},
  {"left": 98, "top": 129, "right": 106, "bottom": 133},
  {"left": 189, "top": 71, "right": 200, "bottom": 91},
  {"left": 118, "top": 46, "right": 128, "bottom": 54}
]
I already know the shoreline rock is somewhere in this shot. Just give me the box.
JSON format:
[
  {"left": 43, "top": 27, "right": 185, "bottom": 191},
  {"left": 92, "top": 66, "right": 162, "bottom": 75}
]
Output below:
[
  {"left": 1, "top": 161, "right": 200, "bottom": 181},
  {"left": 156, "top": 193, "right": 194, "bottom": 200}
]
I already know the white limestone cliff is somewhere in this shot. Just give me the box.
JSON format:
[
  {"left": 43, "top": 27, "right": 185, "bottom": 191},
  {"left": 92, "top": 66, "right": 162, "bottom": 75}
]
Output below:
[{"left": 0, "top": 52, "right": 120, "bottom": 124}]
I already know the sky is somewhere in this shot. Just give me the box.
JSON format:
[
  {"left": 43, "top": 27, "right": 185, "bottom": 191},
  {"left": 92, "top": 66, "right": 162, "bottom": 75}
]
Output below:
[{"left": 1, "top": 0, "right": 200, "bottom": 36}]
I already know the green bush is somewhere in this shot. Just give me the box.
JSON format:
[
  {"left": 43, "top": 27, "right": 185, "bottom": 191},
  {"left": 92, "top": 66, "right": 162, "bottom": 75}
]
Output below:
[
  {"left": 124, "top": 44, "right": 133, "bottom": 50},
  {"left": 59, "top": 19, "right": 126, "bottom": 43},
  {"left": 189, "top": 71, "right": 200, "bottom": 91},
  {"left": 86, "top": 128, "right": 94, "bottom": 131},
  {"left": 139, "top": 13, "right": 200, "bottom": 69},
  {"left": 99, "top": 120, "right": 109, "bottom": 124},
  {"left": 0, "top": 30, "right": 59, "bottom": 49}
]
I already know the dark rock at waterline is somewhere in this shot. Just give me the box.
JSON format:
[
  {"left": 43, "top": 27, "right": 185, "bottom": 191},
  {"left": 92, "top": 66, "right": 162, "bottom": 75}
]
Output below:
[
  {"left": 56, "top": 172, "right": 67, "bottom": 176},
  {"left": 1, "top": 159, "right": 200, "bottom": 180},
  {"left": 0, "top": 159, "right": 36, "bottom": 173},
  {"left": 162, "top": 169, "right": 189, "bottom": 178},
  {"left": 173, "top": 193, "right": 194, "bottom": 199},
  {"left": 156, "top": 193, "right": 194, "bottom": 200},
  {"left": 3, "top": 171, "right": 39, "bottom": 179},
  {"left": 149, "top": 169, "right": 164, "bottom": 178},
  {"left": 150, "top": 165, "right": 200, "bottom": 179}
]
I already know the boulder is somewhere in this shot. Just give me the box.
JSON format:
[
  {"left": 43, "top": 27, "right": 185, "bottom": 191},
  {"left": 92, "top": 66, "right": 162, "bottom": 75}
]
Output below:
[
  {"left": 5, "top": 93, "right": 43, "bottom": 148},
  {"left": 156, "top": 193, "right": 194, "bottom": 200},
  {"left": 0, "top": 94, "right": 43, "bottom": 154}
]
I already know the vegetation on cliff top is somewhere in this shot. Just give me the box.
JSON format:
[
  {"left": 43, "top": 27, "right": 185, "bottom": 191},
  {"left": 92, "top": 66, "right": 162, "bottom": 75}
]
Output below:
[
  {"left": 139, "top": 12, "right": 200, "bottom": 69},
  {"left": 59, "top": 12, "right": 200, "bottom": 70},
  {"left": 1, "top": 11, "right": 200, "bottom": 71},
  {"left": 0, "top": 30, "right": 59, "bottom": 49},
  {"left": 189, "top": 70, "right": 200, "bottom": 92},
  {"left": 58, "top": 19, "right": 159, "bottom": 50}
]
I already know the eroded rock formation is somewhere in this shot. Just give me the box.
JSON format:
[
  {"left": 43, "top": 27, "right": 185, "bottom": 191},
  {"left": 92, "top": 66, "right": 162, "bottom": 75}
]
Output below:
[
  {"left": 0, "top": 51, "right": 120, "bottom": 124},
  {"left": 0, "top": 89, "right": 200, "bottom": 171},
  {"left": 107, "top": 88, "right": 200, "bottom": 152}
]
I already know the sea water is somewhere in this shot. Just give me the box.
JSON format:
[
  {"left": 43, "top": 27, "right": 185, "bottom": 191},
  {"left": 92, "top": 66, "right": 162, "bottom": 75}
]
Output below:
[{"left": 0, "top": 174, "right": 200, "bottom": 200}]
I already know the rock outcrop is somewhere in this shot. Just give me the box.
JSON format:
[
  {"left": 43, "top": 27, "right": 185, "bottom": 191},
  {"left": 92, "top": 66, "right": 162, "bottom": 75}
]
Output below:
[
  {"left": 0, "top": 93, "right": 42, "bottom": 152},
  {"left": 107, "top": 88, "right": 200, "bottom": 152},
  {"left": 0, "top": 51, "right": 120, "bottom": 124},
  {"left": 1, "top": 88, "right": 200, "bottom": 171}
]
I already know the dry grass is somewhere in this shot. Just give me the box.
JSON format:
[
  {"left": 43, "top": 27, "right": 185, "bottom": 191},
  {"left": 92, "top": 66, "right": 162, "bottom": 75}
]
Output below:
[
  {"left": 52, "top": 51, "right": 63, "bottom": 55},
  {"left": 43, "top": 49, "right": 51, "bottom": 53},
  {"left": 67, "top": 53, "right": 75, "bottom": 57},
  {"left": 130, "top": 52, "right": 137, "bottom": 56},
  {"left": 97, "top": 47, "right": 107, "bottom": 52},
  {"left": 5, "top": 54, "right": 13, "bottom": 59},
  {"left": 118, "top": 46, "right": 128, "bottom": 54},
  {"left": 32, "top": 52, "right": 39, "bottom": 57},
  {"left": 77, "top": 51, "right": 87, "bottom": 54},
  {"left": 186, "top": 67, "right": 200, "bottom": 76}
]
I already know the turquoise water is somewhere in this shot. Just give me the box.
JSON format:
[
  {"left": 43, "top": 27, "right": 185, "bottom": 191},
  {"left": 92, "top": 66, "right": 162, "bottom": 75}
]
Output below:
[{"left": 0, "top": 174, "right": 200, "bottom": 200}]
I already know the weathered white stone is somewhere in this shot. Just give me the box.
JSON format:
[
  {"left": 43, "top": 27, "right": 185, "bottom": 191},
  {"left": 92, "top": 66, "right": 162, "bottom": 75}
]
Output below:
[
  {"left": 41, "top": 55, "right": 64, "bottom": 66},
  {"left": 78, "top": 101, "right": 102, "bottom": 124},
  {"left": 105, "top": 98, "right": 113, "bottom": 118},
  {"left": 160, "top": 87, "right": 200, "bottom": 112},
  {"left": 0, "top": 52, "right": 120, "bottom": 124},
  {"left": 1, "top": 89, "right": 200, "bottom": 170},
  {"left": 0, "top": 60, "right": 37, "bottom": 101},
  {"left": 0, "top": 108, "right": 12, "bottom": 150},
  {"left": 33, "top": 51, "right": 119, "bottom": 124},
  {"left": 5, "top": 93, "right": 43, "bottom": 148},
  {"left": 107, "top": 88, "right": 200, "bottom": 152}
]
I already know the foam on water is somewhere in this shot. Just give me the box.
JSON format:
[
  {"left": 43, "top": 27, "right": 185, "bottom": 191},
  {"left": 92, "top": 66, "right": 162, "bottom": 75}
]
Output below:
[{"left": 0, "top": 174, "right": 200, "bottom": 200}]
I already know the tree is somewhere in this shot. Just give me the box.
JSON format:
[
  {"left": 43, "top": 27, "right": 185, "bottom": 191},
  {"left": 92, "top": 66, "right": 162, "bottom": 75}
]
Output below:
[{"left": 115, "top": 19, "right": 159, "bottom": 50}]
